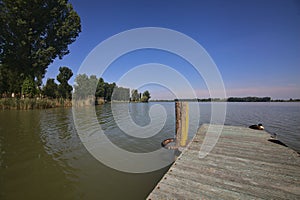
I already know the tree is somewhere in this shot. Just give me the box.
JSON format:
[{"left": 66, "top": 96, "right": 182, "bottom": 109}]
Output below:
[
  {"left": 141, "top": 90, "right": 151, "bottom": 102},
  {"left": 104, "top": 82, "right": 116, "bottom": 101},
  {"left": 74, "top": 75, "right": 120, "bottom": 102},
  {"left": 22, "top": 77, "right": 36, "bottom": 98},
  {"left": 74, "top": 74, "right": 98, "bottom": 99},
  {"left": 57, "top": 66, "right": 73, "bottom": 99},
  {"left": 74, "top": 74, "right": 89, "bottom": 99},
  {"left": 0, "top": 64, "right": 9, "bottom": 96},
  {"left": 43, "top": 78, "right": 58, "bottom": 98},
  {"left": 0, "top": 64, "right": 23, "bottom": 94},
  {"left": 112, "top": 87, "right": 130, "bottom": 101},
  {"left": 0, "top": 0, "right": 81, "bottom": 94},
  {"left": 89, "top": 75, "right": 98, "bottom": 96},
  {"left": 131, "top": 89, "right": 139, "bottom": 102},
  {"left": 95, "top": 77, "right": 105, "bottom": 98}
]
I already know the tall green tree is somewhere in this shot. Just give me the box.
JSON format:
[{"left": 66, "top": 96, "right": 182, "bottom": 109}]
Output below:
[
  {"left": 95, "top": 77, "right": 105, "bottom": 98},
  {"left": 74, "top": 74, "right": 130, "bottom": 102},
  {"left": 0, "top": 0, "right": 81, "bottom": 94},
  {"left": 0, "top": 64, "right": 9, "bottom": 95},
  {"left": 141, "top": 90, "right": 151, "bottom": 102},
  {"left": 57, "top": 66, "right": 73, "bottom": 99},
  {"left": 103, "top": 82, "right": 116, "bottom": 101},
  {"left": 43, "top": 78, "right": 58, "bottom": 98},
  {"left": 74, "top": 74, "right": 99, "bottom": 99},
  {"left": 89, "top": 75, "right": 98, "bottom": 96},
  {"left": 74, "top": 74, "right": 89, "bottom": 99},
  {"left": 22, "top": 77, "right": 36, "bottom": 98},
  {"left": 112, "top": 87, "right": 130, "bottom": 101},
  {"left": 131, "top": 89, "right": 139, "bottom": 102}
]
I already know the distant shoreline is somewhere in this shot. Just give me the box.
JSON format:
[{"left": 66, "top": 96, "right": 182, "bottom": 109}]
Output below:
[
  {"left": 1, "top": 96, "right": 299, "bottom": 110},
  {"left": 150, "top": 97, "right": 300, "bottom": 103}
]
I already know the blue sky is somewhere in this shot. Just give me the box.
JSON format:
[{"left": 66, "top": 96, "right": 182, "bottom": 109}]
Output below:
[{"left": 46, "top": 0, "right": 300, "bottom": 99}]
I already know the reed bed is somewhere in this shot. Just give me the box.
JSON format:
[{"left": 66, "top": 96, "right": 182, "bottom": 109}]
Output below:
[{"left": 0, "top": 98, "right": 72, "bottom": 110}]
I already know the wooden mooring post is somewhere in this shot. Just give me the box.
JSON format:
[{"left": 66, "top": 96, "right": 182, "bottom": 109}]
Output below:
[
  {"left": 175, "top": 101, "right": 189, "bottom": 148},
  {"left": 161, "top": 101, "right": 189, "bottom": 149}
]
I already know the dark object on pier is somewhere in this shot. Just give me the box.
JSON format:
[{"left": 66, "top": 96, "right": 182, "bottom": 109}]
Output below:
[
  {"left": 161, "top": 138, "right": 176, "bottom": 149},
  {"left": 249, "top": 123, "right": 264, "bottom": 130}
]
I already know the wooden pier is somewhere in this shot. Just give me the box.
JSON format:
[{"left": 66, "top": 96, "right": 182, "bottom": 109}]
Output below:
[{"left": 148, "top": 124, "right": 300, "bottom": 199}]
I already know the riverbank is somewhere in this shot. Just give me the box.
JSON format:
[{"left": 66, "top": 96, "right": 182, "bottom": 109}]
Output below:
[
  {"left": 0, "top": 98, "right": 72, "bottom": 110},
  {"left": 0, "top": 96, "right": 152, "bottom": 110}
]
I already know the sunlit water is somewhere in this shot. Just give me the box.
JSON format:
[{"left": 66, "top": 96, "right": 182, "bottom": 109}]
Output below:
[{"left": 0, "top": 102, "right": 299, "bottom": 199}]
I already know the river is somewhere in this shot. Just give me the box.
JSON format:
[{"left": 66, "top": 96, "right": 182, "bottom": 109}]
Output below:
[{"left": 0, "top": 102, "right": 299, "bottom": 199}]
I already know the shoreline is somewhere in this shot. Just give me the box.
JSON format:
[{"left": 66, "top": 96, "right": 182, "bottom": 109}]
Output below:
[
  {"left": 1, "top": 98, "right": 300, "bottom": 110},
  {"left": 0, "top": 98, "right": 72, "bottom": 110}
]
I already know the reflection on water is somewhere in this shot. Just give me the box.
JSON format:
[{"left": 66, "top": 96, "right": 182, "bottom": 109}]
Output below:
[
  {"left": 106, "top": 102, "right": 175, "bottom": 153},
  {"left": 0, "top": 106, "right": 171, "bottom": 200},
  {"left": 0, "top": 102, "right": 299, "bottom": 199}
]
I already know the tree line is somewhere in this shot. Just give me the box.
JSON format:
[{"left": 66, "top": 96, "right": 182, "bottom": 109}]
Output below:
[
  {"left": 166, "top": 97, "right": 273, "bottom": 102},
  {"left": 0, "top": 65, "right": 73, "bottom": 99},
  {"left": 173, "top": 97, "right": 271, "bottom": 102},
  {"left": 227, "top": 97, "right": 271, "bottom": 102},
  {"left": 1, "top": 66, "right": 151, "bottom": 104},
  {"left": 73, "top": 74, "right": 151, "bottom": 102},
  {"left": 73, "top": 74, "right": 122, "bottom": 102},
  {"left": 131, "top": 89, "right": 151, "bottom": 102}
]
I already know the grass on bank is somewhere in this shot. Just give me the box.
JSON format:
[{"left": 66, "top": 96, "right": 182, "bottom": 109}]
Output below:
[{"left": 0, "top": 98, "right": 72, "bottom": 110}]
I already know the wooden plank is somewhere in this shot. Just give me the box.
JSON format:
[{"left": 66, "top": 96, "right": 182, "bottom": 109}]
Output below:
[{"left": 148, "top": 124, "right": 300, "bottom": 200}]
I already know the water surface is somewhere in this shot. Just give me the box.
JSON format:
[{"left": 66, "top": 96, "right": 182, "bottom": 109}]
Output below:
[{"left": 0, "top": 102, "right": 299, "bottom": 199}]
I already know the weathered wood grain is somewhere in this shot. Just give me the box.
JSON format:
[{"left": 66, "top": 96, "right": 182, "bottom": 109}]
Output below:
[{"left": 148, "top": 124, "right": 300, "bottom": 200}]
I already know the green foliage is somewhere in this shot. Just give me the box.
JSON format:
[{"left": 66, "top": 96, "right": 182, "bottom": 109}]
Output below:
[
  {"left": 21, "top": 77, "right": 36, "bottom": 98},
  {"left": 130, "top": 89, "right": 151, "bottom": 102},
  {"left": 0, "top": 65, "right": 9, "bottom": 95},
  {"left": 57, "top": 66, "right": 73, "bottom": 99},
  {"left": 141, "top": 90, "right": 151, "bottom": 102},
  {"left": 57, "top": 66, "right": 73, "bottom": 84},
  {"left": 131, "top": 89, "right": 140, "bottom": 102},
  {"left": 104, "top": 82, "right": 116, "bottom": 101},
  {"left": 95, "top": 77, "right": 105, "bottom": 97},
  {"left": 0, "top": 0, "right": 81, "bottom": 94},
  {"left": 74, "top": 74, "right": 95, "bottom": 99},
  {"left": 0, "top": 64, "right": 23, "bottom": 94},
  {"left": 112, "top": 87, "right": 130, "bottom": 101},
  {"left": 74, "top": 74, "right": 129, "bottom": 102},
  {"left": 43, "top": 78, "right": 58, "bottom": 98}
]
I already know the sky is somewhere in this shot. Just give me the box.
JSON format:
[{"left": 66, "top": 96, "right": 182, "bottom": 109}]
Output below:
[{"left": 45, "top": 0, "right": 300, "bottom": 100}]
